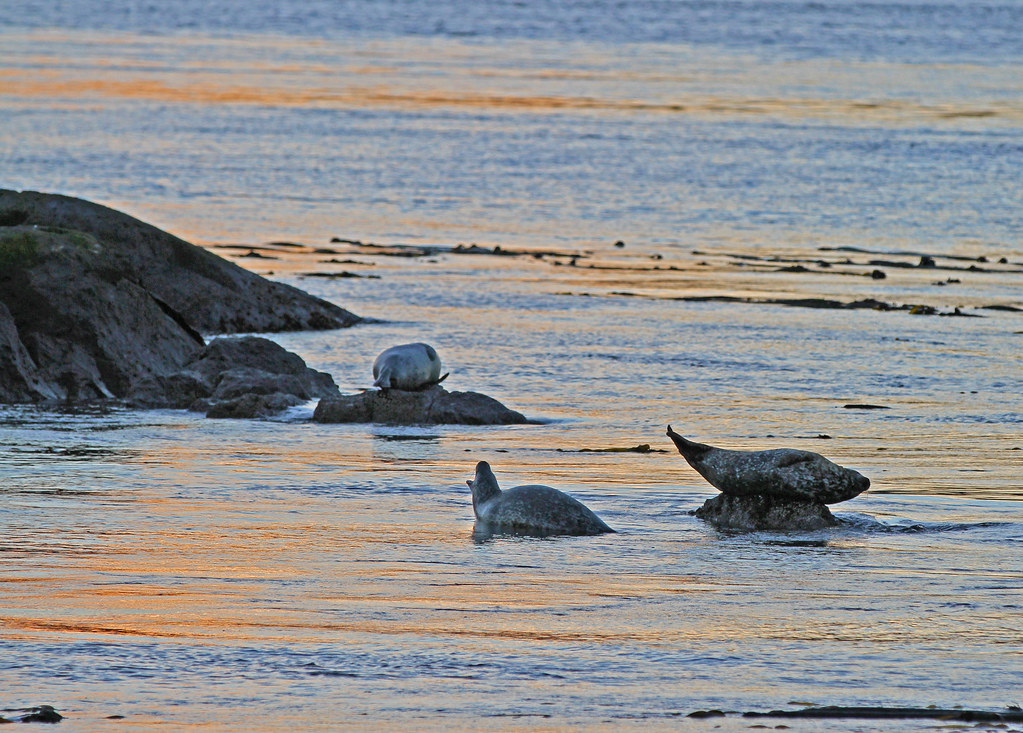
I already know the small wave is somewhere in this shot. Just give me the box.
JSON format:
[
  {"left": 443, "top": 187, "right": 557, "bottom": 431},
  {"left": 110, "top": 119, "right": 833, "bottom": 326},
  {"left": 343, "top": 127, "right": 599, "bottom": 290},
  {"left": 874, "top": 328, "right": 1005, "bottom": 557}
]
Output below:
[{"left": 838, "top": 512, "right": 1015, "bottom": 534}]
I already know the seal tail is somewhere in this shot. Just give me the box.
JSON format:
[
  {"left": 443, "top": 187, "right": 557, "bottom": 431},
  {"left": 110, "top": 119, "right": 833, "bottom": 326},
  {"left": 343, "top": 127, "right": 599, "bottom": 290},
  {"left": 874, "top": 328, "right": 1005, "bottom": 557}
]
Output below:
[
  {"left": 410, "top": 372, "right": 449, "bottom": 391},
  {"left": 666, "top": 425, "right": 713, "bottom": 463}
]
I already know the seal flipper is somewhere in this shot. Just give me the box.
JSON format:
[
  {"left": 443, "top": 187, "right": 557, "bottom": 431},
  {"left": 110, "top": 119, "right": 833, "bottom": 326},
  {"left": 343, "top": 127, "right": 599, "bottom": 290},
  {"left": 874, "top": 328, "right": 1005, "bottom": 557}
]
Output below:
[
  {"left": 666, "top": 425, "right": 714, "bottom": 466},
  {"left": 776, "top": 452, "right": 814, "bottom": 468},
  {"left": 372, "top": 364, "right": 392, "bottom": 390},
  {"left": 409, "top": 372, "right": 449, "bottom": 391}
]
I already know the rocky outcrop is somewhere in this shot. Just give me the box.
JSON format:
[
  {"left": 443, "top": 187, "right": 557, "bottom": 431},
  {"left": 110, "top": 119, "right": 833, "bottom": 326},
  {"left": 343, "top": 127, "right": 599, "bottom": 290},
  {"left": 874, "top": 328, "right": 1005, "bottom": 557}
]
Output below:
[
  {"left": 0, "top": 191, "right": 360, "bottom": 408},
  {"left": 693, "top": 493, "right": 838, "bottom": 531},
  {"left": 313, "top": 385, "right": 529, "bottom": 425},
  {"left": 0, "top": 226, "right": 206, "bottom": 403},
  {"left": 131, "top": 336, "right": 340, "bottom": 417},
  {"left": 0, "top": 190, "right": 360, "bottom": 334}
]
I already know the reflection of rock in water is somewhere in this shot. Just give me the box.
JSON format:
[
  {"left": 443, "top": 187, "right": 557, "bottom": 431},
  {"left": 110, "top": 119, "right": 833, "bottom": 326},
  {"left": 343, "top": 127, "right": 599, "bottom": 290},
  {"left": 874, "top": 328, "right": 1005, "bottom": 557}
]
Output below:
[
  {"left": 467, "top": 461, "right": 614, "bottom": 538},
  {"left": 666, "top": 425, "right": 870, "bottom": 531}
]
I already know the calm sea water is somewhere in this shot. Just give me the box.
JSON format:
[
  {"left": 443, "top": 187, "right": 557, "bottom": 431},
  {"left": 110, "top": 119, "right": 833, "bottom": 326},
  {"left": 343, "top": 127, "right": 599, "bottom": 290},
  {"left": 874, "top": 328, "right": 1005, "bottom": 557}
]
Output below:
[{"left": 2, "top": 1, "right": 1022, "bottom": 730}]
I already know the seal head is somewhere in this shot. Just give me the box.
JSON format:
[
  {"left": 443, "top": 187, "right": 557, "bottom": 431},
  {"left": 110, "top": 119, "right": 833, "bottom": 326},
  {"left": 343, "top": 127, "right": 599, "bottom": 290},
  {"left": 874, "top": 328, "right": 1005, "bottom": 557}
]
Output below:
[
  {"left": 666, "top": 425, "right": 869, "bottom": 504},
  {"left": 466, "top": 461, "right": 615, "bottom": 537},
  {"left": 372, "top": 342, "right": 448, "bottom": 391}
]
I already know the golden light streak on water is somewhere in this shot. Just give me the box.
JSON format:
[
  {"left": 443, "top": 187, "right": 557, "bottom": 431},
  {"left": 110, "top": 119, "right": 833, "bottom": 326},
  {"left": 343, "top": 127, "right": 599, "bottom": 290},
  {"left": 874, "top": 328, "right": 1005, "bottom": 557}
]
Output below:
[{"left": 3, "top": 31, "right": 1022, "bottom": 127}]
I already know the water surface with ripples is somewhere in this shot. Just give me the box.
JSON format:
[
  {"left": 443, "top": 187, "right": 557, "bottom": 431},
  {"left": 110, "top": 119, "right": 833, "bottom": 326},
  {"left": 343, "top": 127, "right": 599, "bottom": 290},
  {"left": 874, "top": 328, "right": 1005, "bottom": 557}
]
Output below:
[{"left": 2, "top": 0, "right": 1022, "bottom": 730}]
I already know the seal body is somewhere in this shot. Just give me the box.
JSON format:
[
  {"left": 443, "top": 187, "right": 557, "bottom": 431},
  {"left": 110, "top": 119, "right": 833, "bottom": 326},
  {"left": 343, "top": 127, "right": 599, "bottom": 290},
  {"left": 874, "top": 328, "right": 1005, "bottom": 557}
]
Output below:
[
  {"left": 372, "top": 342, "right": 446, "bottom": 391},
  {"left": 666, "top": 425, "right": 869, "bottom": 504},
  {"left": 466, "top": 461, "right": 614, "bottom": 536}
]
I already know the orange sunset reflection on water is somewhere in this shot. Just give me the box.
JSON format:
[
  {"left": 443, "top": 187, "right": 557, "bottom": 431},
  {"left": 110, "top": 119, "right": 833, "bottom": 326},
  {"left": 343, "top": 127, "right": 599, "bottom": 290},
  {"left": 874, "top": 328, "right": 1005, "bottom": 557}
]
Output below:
[{"left": 3, "top": 10, "right": 1023, "bottom": 731}]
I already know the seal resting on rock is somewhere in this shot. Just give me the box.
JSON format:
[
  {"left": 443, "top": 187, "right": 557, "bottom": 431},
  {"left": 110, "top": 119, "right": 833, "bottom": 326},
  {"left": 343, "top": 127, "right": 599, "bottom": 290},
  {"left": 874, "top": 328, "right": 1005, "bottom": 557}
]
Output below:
[
  {"left": 466, "top": 461, "right": 614, "bottom": 537},
  {"left": 372, "top": 342, "right": 448, "bottom": 391},
  {"left": 666, "top": 425, "right": 869, "bottom": 504}
]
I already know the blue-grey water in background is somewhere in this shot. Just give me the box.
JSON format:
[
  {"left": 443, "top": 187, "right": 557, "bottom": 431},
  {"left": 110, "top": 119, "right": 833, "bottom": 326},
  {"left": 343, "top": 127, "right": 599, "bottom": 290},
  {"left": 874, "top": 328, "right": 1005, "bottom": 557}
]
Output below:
[{"left": 1, "top": 1, "right": 1022, "bottom": 730}]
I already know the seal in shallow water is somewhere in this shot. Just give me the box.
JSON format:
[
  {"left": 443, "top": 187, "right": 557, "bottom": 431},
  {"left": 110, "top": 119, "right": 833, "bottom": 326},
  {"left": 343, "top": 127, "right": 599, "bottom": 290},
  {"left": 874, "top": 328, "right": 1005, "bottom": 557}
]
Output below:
[
  {"left": 466, "top": 461, "right": 615, "bottom": 536},
  {"left": 666, "top": 425, "right": 869, "bottom": 504},
  {"left": 372, "top": 342, "right": 448, "bottom": 391}
]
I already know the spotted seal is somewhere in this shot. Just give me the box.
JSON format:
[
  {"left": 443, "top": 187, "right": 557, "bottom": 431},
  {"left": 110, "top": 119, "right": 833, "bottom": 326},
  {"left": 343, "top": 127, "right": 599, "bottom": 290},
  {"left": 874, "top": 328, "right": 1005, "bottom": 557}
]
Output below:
[
  {"left": 372, "top": 342, "right": 448, "bottom": 391},
  {"left": 466, "top": 461, "right": 615, "bottom": 536},
  {"left": 666, "top": 425, "right": 869, "bottom": 504}
]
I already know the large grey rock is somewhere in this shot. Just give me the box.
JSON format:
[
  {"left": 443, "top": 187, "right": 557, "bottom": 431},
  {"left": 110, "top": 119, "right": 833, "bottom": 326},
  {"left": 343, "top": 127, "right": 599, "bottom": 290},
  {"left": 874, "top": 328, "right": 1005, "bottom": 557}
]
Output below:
[
  {"left": 0, "top": 189, "right": 360, "bottom": 334},
  {"left": 0, "top": 226, "right": 205, "bottom": 402},
  {"left": 0, "top": 300, "right": 60, "bottom": 402},
  {"left": 693, "top": 493, "right": 838, "bottom": 531},
  {"left": 0, "top": 191, "right": 360, "bottom": 407},
  {"left": 130, "top": 336, "right": 340, "bottom": 416},
  {"left": 313, "top": 385, "right": 528, "bottom": 425}
]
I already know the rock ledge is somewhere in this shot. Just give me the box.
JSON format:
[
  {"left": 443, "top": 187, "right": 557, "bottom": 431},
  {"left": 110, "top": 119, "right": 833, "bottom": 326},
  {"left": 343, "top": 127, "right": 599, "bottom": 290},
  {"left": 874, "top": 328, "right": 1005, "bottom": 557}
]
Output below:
[{"left": 314, "top": 386, "right": 529, "bottom": 425}]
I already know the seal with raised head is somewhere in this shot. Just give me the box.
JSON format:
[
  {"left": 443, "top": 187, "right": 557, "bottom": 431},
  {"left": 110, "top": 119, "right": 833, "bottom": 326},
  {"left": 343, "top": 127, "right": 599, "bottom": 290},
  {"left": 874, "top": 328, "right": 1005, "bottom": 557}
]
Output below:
[
  {"left": 372, "top": 342, "right": 448, "bottom": 391},
  {"left": 666, "top": 425, "right": 869, "bottom": 504},
  {"left": 466, "top": 461, "right": 615, "bottom": 537}
]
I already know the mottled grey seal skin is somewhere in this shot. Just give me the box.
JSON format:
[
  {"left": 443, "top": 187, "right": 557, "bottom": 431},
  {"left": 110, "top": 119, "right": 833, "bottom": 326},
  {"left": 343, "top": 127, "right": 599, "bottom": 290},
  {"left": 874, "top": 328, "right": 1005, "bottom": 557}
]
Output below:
[
  {"left": 466, "top": 461, "right": 615, "bottom": 537},
  {"left": 372, "top": 342, "right": 448, "bottom": 391},
  {"left": 666, "top": 425, "right": 869, "bottom": 504}
]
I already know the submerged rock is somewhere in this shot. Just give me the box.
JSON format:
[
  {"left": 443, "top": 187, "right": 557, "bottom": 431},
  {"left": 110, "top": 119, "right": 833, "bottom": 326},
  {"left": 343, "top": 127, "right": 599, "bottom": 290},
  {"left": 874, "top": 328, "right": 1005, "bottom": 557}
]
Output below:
[
  {"left": 693, "top": 493, "right": 838, "bottom": 531},
  {"left": 203, "top": 392, "right": 304, "bottom": 419},
  {"left": 0, "top": 705, "right": 64, "bottom": 723},
  {"left": 313, "top": 385, "right": 528, "bottom": 425}
]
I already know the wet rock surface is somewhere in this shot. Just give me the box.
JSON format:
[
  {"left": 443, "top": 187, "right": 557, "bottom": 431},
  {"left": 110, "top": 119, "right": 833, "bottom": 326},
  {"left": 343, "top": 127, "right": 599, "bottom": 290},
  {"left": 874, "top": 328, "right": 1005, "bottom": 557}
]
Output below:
[
  {"left": 313, "top": 385, "right": 529, "bottom": 425},
  {"left": 693, "top": 493, "right": 839, "bottom": 531},
  {"left": 130, "top": 336, "right": 340, "bottom": 417}
]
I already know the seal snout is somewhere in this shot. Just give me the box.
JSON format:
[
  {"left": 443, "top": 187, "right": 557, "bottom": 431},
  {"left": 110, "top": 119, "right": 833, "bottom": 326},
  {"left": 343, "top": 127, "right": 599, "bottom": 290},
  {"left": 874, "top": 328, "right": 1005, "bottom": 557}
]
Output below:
[{"left": 468, "top": 461, "right": 491, "bottom": 488}]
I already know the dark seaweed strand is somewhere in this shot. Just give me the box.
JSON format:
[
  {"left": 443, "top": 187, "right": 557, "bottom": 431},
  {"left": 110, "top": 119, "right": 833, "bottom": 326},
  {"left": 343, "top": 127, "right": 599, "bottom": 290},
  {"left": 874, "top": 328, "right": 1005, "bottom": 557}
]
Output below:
[{"left": 739, "top": 706, "right": 1023, "bottom": 722}]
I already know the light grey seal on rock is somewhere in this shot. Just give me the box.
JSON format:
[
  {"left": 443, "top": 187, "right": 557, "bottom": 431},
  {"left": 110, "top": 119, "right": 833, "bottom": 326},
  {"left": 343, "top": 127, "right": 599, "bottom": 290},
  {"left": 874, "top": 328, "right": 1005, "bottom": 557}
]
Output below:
[
  {"left": 666, "top": 425, "right": 869, "bottom": 504},
  {"left": 372, "top": 342, "right": 448, "bottom": 391},
  {"left": 466, "top": 461, "right": 615, "bottom": 537}
]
